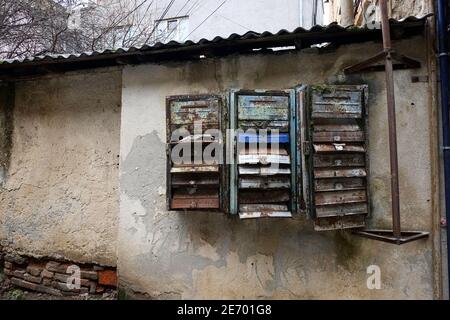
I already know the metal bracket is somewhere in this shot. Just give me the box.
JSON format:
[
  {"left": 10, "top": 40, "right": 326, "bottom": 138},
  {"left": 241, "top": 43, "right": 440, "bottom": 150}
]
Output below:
[
  {"left": 348, "top": 1, "right": 429, "bottom": 245},
  {"left": 343, "top": 50, "right": 421, "bottom": 74},
  {"left": 353, "top": 229, "right": 429, "bottom": 245}
]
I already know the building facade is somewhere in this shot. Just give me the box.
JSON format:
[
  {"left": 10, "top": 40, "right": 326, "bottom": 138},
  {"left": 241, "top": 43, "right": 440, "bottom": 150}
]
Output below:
[{"left": 0, "top": 12, "right": 446, "bottom": 299}]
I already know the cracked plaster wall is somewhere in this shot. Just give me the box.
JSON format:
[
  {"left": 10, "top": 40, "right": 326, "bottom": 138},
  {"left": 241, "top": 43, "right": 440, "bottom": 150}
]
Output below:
[
  {"left": 118, "top": 36, "right": 440, "bottom": 299},
  {"left": 0, "top": 68, "right": 121, "bottom": 266}
]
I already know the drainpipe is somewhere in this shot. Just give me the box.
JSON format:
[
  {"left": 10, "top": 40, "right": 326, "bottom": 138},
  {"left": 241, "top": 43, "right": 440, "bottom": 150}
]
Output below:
[
  {"left": 437, "top": 0, "right": 450, "bottom": 299},
  {"left": 299, "top": 0, "right": 303, "bottom": 27}
]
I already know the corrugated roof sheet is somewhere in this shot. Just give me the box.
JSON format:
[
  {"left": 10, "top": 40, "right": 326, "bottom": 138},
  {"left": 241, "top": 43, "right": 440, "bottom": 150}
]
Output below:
[{"left": 0, "top": 16, "right": 431, "bottom": 78}]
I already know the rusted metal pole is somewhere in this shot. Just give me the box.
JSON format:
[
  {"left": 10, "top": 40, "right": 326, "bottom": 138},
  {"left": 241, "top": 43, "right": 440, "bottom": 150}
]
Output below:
[{"left": 380, "top": 0, "right": 401, "bottom": 239}]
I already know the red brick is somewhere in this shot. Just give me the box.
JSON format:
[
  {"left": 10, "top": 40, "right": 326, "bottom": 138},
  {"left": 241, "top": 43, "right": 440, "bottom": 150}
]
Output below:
[
  {"left": 11, "top": 277, "right": 62, "bottom": 296},
  {"left": 80, "top": 270, "right": 98, "bottom": 280},
  {"left": 5, "top": 269, "right": 26, "bottom": 279},
  {"left": 95, "top": 285, "right": 105, "bottom": 294},
  {"left": 26, "top": 264, "right": 44, "bottom": 277},
  {"left": 41, "top": 269, "right": 54, "bottom": 279},
  {"left": 98, "top": 270, "right": 117, "bottom": 287},
  {"left": 53, "top": 273, "right": 70, "bottom": 282},
  {"left": 46, "top": 261, "right": 72, "bottom": 273},
  {"left": 80, "top": 279, "right": 97, "bottom": 294},
  {"left": 24, "top": 273, "right": 42, "bottom": 284},
  {"left": 42, "top": 278, "right": 52, "bottom": 286}
]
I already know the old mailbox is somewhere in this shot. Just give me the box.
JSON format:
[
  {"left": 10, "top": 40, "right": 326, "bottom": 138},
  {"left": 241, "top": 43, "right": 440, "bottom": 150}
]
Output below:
[
  {"left": 229, "top": 90, "right": 297, "bottom": 219},
  {"left": 166, "top": 95, "right": 225, "bottom": 211},
  {"left": 299, "top": 85, "right": 370, "bottom": 230}
]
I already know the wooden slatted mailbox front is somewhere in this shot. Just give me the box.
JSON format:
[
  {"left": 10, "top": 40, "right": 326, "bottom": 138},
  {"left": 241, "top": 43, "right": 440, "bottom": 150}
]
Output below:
[
  {"left": 166, "top": 95, "right": 224, "bottom": 210},
  {"left": 301, "top": 85, "right": 370, "bottom": 231},
  {"left": 232, "top": 90, "right": 296, "bottom": 219}
]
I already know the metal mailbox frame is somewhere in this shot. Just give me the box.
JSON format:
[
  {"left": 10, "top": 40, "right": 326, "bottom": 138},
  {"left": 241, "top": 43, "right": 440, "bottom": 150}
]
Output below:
[{"left": 229, "top": 89, "right": 297, "bottom": 216}]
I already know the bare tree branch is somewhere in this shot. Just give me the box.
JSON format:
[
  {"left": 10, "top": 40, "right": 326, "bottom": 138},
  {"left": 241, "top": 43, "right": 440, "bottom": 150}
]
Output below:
[{"left": 0, "top": 0, "right": 165, "bottom": 59}]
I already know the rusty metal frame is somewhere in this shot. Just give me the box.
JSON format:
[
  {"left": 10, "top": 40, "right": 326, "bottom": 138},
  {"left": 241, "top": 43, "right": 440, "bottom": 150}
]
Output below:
[
  {"left": 343, "top": 50, "right": 421, "bottom": 74},
  {"left": 351, "top": 0, "right": 429, "bottom": 244},
  {"left": 353, "top": 229, "right": 429, "bottom": 245}
]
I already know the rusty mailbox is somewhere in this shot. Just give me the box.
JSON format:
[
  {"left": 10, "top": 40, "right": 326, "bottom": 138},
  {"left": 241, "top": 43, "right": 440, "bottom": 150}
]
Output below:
[
  {"left": 229, "top": 90, "right": 297, "bottom": 219},
  {"left": 299, "top": 85, "right": 370, "bottom": 231},
  {"left": 166, "top": 85, "right": 370, "bottom": 232},
  {"left": 166, "top": 95, "right": 225, "bottom": 211}
]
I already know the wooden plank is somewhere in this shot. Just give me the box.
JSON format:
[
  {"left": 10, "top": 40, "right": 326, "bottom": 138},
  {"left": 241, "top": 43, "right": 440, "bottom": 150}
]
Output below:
[
  {"left": 311, "top": 90, "right": 362, "bottom": 119},
  {"left": 314, "top": 168, "right": 366, "bottom": 179},
  {"left": 238, "top": 133, "right": 289, "bottom": 143},
  {"left": 239, "top": 204, "right": 291, "bottom": 219},
  {"left": 239, "top": 177, "right": 290, "bottom": 189},
  {"left": 313, "top": 154, "right": 366, "bottom": 168},
  {"left": 239, "top": 190, "right": 290, "bottom": 204},
  {"left": 171, "top": 198, "right": 219, "bottom": 209},
  {"left": 170, "top": 99, "right": 219, "bottom": 124},
  {"left": 315, "top": 177, "right": 366, "bottom": 192},
  {"left": 313, "top": 131, "right": 365, "bottom": 142},
  {"left": 238, "top": 95, "right": 289, "bottom": 121},
  {"left": 312, "top": 105, "right": 362, "bottom": 119},
  {"left": 173, "top": 134, "right": 219, "bottom": 144},
  {"left": 314, "top": 214, "right": 366, "bottom": 231},
  {"left": 314, "top": 190, "right": 367, "bottom": 206},
  {"left": 172, "top": 175, "right": 219, "bottom": 187},
  {"left": 239, "top": 147, "right": 288, "bottom": 156},
  {"left": 171, "top": 189, "right": 219, "bottom": 209},
  {"left": 170, "top": 165, "right": 219, "bottom": 173},
  {"left": 170, "top": 122, "right": 219, "bottom": 133},
  {"left": 240, "top": 204, "right": 288, "bottom": 212},
  {"left": 238, "top": 120, "right": 289, "bottom": 131},
  {"left": 313, "top": 143, "right": 366, "bottom": 153},
  {"left": 238, "top": 154, "right": 290, "bottom": 165},
  {"left": 313, "top": 124, "right": 362, "bottom": 132},
  {"left": 239, "top": 211, "right": 292, "bottom": 219},
  {"left": 315, "top": 202, "right": 368, "bottom": 218},
  {"left": 172, "top": 190, "right": 219, "bottom": 198},
  {"left": 238, "top": 166, "right": 291, "bottom": 175}
]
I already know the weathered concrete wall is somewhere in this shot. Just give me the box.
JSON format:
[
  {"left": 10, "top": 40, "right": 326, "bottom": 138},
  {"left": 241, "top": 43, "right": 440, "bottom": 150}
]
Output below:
[
  {"left": 118, "top": 35, "right": 440, "bottom": 299},
  {"left": 0, "top": 69, "right": 122, "bottom": 266}
]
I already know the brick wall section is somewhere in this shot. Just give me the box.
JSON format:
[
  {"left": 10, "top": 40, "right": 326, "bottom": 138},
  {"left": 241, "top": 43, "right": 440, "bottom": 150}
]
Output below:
[{"left": 3, "top": 254, "right": 117, "bottom": 297}]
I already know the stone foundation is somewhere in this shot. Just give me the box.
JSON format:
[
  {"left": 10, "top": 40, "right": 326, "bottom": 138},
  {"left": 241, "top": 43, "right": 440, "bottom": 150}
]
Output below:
[{"left": 2, "top": 253, "right": 117, "bottom": 297}]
